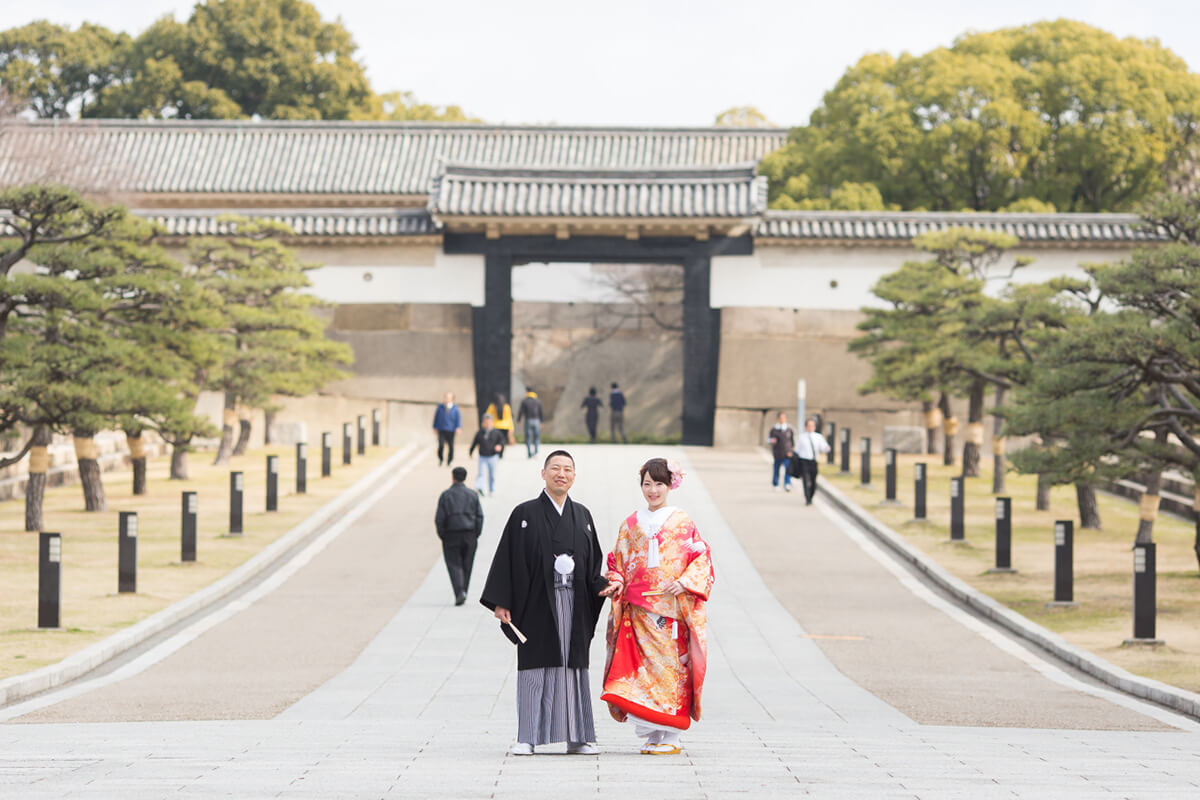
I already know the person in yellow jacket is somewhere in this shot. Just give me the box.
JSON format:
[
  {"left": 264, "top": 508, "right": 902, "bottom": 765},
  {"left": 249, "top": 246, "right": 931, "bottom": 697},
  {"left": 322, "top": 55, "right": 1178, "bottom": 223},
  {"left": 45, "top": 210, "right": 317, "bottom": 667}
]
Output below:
[{"left": 485, "top": 393, "right": 516, "bottom": 446}]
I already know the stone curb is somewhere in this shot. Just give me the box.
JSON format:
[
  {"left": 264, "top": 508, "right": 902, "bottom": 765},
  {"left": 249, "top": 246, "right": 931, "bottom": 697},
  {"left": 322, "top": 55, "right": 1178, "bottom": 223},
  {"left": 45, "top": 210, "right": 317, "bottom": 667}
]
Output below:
[
  {"left": 817, "top": 477, "right": 1200, "bottom": 721},
  {"left": 0, "top": 443, "right": 418, "bottom": 708}
]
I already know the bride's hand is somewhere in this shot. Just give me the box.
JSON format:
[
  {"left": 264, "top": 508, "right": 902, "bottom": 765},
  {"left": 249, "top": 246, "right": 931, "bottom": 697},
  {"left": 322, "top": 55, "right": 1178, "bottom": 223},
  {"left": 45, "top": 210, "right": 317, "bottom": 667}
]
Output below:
[{"left": 664, "top": 580, "right": 685, "bottom": 597}]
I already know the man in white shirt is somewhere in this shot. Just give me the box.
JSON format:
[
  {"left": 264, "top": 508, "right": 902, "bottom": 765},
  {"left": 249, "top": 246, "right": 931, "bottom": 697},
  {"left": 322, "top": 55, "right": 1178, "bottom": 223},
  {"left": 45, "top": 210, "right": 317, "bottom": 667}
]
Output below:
[{"left": 793, "top": 417, "right": 831, "bottom": 505}]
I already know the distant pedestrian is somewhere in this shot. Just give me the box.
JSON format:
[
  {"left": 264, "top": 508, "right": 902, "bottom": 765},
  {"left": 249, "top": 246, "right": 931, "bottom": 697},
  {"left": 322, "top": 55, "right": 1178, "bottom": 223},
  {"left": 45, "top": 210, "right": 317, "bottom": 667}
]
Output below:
[
  {"left": 609, "top": 382, "right": 628, "bottom": 443},
  {"left": 767, "top": 412, "right": 795, "bottom": 492},
  {"left": 791, "top": 418, "right": 831, "bottom": 505},
  {"left": 469, "top": 414, "right": 506, "bottom": 495},
  {"left": 517, "top": 388, "right": 544, "bottom": 459},
  {"left": 581, "top": 387, "right": 603, "bottom": 443},
  {"left": 486, "top": 393, "right": 516, "bottom": 446},
  {"left": 433, "top": 391, "right": 462, "bottom": 466},
  {"left": 435, "top": 466, "right": 484, "bottom": 605}
]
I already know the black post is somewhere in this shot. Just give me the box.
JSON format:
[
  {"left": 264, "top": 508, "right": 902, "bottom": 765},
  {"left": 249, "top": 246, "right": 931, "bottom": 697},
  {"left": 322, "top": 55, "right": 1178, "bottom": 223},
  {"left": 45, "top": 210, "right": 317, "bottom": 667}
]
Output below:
[
  {"left": 38, "top": 532, "right": 61, "bottom": 629},
  {"left": 825, "top": 422, "right": 836, "bottom": 466},
  {"left": 913, "top": 462, "right": 927, "bottom": 520},
  {"left": 295, "top": 442, "right": 307, "bottom": 494},
  {"left": 229, "top": 471, "right": 244, "bottom": 535},
  {"left": 342, "top": 422, "right": 352, "bottom": 465},
  {"left": 1053, "top": 520, "right": 1074, "bottom": 603},
  {"left": 859, "top": 437, "right": 871, "bottom": 487},
  {"left": 321, "top": 432, "right": 332, "bottom": 477},
  {"left": 181, "top": 491, "right": 197, "bottom": 563},
  {"left": 992, "top": 497, "right": 1014, "bottom": 572},
  {"left": 884, "top": 448, "right": 897, "bottom": 502},
  {"left": 949, "top": 476, "right": 964, "bottom": 540},
  {"left": 1132, "top": 542, "right": 1157, "bottom": 640},
  {"left": 118, "top": 511, "right": 137, "bottom": 593},
  {"left": 371, "top": 408, "right": 381, "bottom": 446},
  {"left": 266, "top": 455, "right": 279, "bottom": 512},
  {"left": 839, "top": 427, "right": 851, "bottom": 474},
  {"left": 356, "top": 415, "right": 366, "bottom": 456}
]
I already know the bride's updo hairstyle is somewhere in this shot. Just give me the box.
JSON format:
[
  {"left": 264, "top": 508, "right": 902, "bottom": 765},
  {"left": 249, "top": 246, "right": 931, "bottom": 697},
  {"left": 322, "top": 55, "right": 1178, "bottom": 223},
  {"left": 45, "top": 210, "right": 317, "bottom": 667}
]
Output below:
[{"left": 639, "top": 458, "right": 672, "bottom": 485}]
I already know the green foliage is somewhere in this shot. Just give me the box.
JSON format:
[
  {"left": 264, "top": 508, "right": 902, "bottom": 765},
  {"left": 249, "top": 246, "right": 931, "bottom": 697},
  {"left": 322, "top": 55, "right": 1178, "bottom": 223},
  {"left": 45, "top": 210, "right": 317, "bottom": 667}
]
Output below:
[
  {"left": 0, "top": 21, "right": 130, "bottom": 117},
  {"left": 370, "top": 91, "right": 481, "bottom": 123},
  {"left": 713, "top": 106, "right": 777, "bottom": 128},
  {"left": 0, "top": 3, "right": 478, "bottom": 122},
  {"left": 762, "top": 19, "right": 1200, "bottom": 212},
  {"left": 1006, "top": 190, "right": 1200, "bottom": 503},
  {"left": 189, "top": 217, "right": 353, "bottom": 410},
  {"left": 0, "top": 187, "right": 204, "bottom": 452}
]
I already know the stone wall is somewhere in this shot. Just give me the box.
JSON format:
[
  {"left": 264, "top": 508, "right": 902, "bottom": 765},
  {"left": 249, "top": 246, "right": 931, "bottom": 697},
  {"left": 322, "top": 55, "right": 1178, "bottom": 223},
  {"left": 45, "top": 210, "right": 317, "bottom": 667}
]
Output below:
[{"left": 511, "top": 301, "right": 683, "bottom": 441}]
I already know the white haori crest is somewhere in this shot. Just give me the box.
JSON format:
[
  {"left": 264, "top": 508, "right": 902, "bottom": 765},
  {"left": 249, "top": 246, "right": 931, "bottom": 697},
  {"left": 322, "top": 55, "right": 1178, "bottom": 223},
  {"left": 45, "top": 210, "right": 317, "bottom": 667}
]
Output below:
[
  {"left": 554, "top": 553, "right": 575, "bottom": 575},
  {"left": 521, "top": 520, "right": 528, "bottom": 528}
]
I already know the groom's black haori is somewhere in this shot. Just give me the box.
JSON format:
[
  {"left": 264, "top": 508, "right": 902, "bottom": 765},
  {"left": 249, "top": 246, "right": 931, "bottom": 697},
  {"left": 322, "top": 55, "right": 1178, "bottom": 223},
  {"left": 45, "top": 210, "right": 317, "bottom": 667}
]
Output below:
[{"left": 479, "top": 469, "right": 608, "bottom": 668}]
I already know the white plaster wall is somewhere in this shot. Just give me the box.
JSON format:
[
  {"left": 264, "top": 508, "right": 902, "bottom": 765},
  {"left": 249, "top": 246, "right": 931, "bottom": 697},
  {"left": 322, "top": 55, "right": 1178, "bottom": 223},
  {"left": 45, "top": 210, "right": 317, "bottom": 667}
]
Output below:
[
  {"left": 303, "top": 251, "right": 485, "bottom": 305},
  {"left": 712, "top": 244, "right": 1133, "bottom": 310}
]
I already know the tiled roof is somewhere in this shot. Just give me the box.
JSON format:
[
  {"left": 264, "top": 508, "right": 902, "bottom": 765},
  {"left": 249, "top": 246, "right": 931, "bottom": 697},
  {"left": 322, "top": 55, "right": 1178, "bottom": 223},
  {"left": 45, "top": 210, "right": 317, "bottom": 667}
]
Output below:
[
  {"left": 756, "top": 210, "right": 1163, "bottom": 243},
  {"left": 430, "top": 164, "right": 768, "bottom": 219},
  {"left": 0, "top": 120, "right": 787, "bottom": 197},
  {"left": 143, "top": 208, "right": 438, "bottom": 237}
]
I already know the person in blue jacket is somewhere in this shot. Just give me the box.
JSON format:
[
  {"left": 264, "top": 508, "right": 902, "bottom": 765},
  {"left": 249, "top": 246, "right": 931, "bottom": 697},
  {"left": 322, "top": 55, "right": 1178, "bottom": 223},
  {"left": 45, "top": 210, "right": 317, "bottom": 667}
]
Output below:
[{"left": 433, "top": 391, "right": 463, "bottom": 466}]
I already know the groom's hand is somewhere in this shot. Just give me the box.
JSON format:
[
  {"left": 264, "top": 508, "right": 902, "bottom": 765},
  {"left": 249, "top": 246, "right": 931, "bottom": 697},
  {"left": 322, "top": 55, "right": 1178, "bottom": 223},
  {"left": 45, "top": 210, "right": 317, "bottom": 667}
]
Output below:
[{"left": 494, "top": 606, "right": 512, "bottom": 623}]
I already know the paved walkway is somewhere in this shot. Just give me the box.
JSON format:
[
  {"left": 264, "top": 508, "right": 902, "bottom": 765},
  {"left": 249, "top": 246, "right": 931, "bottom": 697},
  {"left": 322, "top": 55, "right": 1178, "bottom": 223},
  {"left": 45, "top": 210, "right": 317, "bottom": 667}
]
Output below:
[{"left": 3, "top": 446, "right": 1200, "bottom": 798}]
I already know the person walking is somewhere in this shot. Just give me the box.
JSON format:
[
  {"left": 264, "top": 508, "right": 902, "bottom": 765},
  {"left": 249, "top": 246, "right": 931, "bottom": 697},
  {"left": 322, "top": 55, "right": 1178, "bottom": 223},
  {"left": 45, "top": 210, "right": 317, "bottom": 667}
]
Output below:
[
  {"left": 468, "top": 414, "right": 506, "bottom": 496},
  {"left": 435, "top": 466, "right": 484, "bottom": 605},
  {"left": 601, "top": 457, "right": 714, "bottom": 756},
  {"left": 480, "top": 450, "right": 620, "bottom": 756},
  {"left": 792, "top": 417, "right": 831, "bottom": 505},
  {"left": 517, "top": 389, "right": 544, "bottom": 459},
  {"left": 485, "top": 393, "right": 516, "bottom": 446},
  {"left": 432, "top": 391, "right": 462, "bottom": 466},
  {"left": 609, "top": 382, "right": 628, "bottom": 443},
  {"left": 767, "top": 412, "right": 796, "bottom": 492},
  {"left": 581, "top": 387, "right": 603, "bottom": 443}
]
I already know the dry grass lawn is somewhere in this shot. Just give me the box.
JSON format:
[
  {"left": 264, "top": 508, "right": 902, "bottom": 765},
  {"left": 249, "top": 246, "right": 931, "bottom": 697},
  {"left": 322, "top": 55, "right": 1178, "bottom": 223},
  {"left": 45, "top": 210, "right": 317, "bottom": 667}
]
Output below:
[
  {"left": 824, "top": 454, "right": 1200, "bottom": 694},
  {"left": 0, "top": 442, "right": 397, "bottom": 681}
]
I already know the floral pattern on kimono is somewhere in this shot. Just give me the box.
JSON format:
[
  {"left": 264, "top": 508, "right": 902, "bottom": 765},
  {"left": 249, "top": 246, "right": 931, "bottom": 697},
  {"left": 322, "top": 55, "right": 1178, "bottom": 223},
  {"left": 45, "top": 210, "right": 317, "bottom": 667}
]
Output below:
[{"left": 600, "top": 508, "right": 714, "bottom": 729}]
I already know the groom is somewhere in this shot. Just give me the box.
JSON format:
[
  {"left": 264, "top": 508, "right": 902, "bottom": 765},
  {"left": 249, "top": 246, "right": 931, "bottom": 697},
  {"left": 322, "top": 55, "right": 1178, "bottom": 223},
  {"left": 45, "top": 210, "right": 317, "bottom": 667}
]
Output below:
[{"left": 480, "top": 450, "right": 619, "bottom": 755}]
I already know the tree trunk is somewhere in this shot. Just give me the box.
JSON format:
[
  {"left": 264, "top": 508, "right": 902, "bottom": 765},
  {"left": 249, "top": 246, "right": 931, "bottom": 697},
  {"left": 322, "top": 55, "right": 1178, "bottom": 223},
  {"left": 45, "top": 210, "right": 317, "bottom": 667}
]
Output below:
[
  {"left": 939, "top": 392, "right": 956, "bottom": 466},
  {"left": 213, "top": 392, "right": 236, "bottom": 465},
  {"left": 264, "top": 407, "right": 277, "bottom": 445},
  {"left": 1036, "top": 473, "right": 1051, "bottom": 511},
  {"left": 1076, "top": 483, "right": 1101, "bottom": 530},
  {"left": 74, "top": 433, "right": 107, "bottom": 512},
  {"left": 127, "top": 431, "right": 147, "bottom": 495},
  {"left": 1193, "top": 485, "right": 1200, "bottom": 572},
  {"left": 961, "top": 379, "right": 985, "bottom": 478},
  {"left": 922, "top": 399, "right": 938, "bottom": 455},
  {"left": 232, "top": 416, "right": 252, "bottom": 456},
  {"left": 170, "top": 442, "right": 190, "bottom": 480},
  {"left": 991, "top": 385, "right": 1006, "bottom": 495},
  {"left": 1135, "top": 430, "right": 1169, "bottom": 545},
  {"left": 24, "top": 424, "right": 51, "bottom": 532}
]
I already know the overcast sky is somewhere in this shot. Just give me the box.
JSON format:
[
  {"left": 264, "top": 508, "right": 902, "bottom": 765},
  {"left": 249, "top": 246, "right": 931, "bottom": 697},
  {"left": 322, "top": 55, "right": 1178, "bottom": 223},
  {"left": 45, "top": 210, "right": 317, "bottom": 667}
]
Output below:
[{"left": 12, "top": 0, "right": 1200, "bottom": 126}]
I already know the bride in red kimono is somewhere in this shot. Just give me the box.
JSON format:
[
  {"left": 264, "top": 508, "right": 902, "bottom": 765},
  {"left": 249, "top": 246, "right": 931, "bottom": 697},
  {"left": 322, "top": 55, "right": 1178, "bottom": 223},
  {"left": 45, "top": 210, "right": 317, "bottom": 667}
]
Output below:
[{"left": 601, "top": 457, "right": 714, "bottom": 755}]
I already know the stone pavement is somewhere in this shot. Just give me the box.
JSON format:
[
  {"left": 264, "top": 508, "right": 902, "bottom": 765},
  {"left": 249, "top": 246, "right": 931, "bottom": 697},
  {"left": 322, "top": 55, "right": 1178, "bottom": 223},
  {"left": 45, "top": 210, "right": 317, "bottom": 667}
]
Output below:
[{"left": 3, "top": 445, "right": 1200, "bottom": 798}]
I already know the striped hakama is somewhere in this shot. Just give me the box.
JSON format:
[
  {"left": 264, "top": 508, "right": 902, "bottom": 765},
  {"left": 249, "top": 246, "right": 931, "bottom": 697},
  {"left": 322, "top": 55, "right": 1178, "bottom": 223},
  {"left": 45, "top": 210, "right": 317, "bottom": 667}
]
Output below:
[{"left": 516, "top": 571, "right": 596, "bottom": 745}]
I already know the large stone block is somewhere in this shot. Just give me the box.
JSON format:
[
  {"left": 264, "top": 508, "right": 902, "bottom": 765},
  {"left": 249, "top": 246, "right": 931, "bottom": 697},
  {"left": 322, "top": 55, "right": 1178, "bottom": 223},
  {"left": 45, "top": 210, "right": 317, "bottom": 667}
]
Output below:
[{"left": 882, "top": 425, "right": 925, "bottom": 453}]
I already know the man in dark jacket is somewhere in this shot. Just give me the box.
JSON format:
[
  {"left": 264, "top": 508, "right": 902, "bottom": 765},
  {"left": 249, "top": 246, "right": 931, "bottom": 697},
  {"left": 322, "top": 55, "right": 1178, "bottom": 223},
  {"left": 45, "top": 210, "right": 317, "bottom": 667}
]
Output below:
[
  {"left": 516, "top": 389, "right": 543, "bottom": 459},
  {"left": 768, "top": 411, "right": 796, "bottom": 492},
  {"left": 468, "top": 414, "right": 506, "bottom": 495},
  {"left": 480, "top": 450, "right": 620, "bottom": 756},
  {"left": 608, "top": 382, "right": 627, "bottom": 443},
  {"left": 435, "top": 466, "right": 485, "bottom": 605}
]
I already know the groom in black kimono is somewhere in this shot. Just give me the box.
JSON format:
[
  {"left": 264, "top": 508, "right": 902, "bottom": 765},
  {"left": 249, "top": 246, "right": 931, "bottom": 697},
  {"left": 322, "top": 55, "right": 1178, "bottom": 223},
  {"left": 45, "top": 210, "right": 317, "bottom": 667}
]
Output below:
[{"left": 480, "top": 449, "right": 619, "bottom": 755}]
